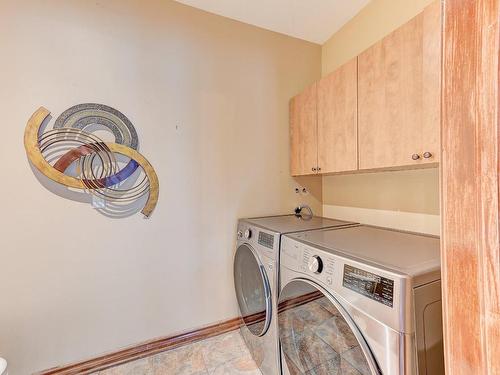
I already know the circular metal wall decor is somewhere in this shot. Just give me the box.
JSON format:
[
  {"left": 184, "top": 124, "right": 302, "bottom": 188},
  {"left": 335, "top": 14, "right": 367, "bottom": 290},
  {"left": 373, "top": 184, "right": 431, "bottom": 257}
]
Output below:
[
  {"left": 24, "top": 104, "right": 159, "bottom": 218},
  {"left": 53, "top": 103, "right": 139, "bottom": 149}
]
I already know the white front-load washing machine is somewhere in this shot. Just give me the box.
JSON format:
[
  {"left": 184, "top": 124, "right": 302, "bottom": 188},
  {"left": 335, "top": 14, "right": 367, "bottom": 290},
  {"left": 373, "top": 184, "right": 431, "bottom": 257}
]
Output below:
[
  {"left": 278, "top": 225, "right": 444, "bottom": 375},
  {"left": 233, "top": 215, "right": 357, "bottom": 375}
]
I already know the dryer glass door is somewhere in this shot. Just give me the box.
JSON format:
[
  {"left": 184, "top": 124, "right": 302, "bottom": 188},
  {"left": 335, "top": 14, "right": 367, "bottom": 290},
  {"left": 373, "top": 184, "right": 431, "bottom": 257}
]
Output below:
[
  {"left": 278, "top": 280, "right": 380, "bottom": 375},
  {"left": 234, "top": 244, "right": 272, "bottom": 337}
]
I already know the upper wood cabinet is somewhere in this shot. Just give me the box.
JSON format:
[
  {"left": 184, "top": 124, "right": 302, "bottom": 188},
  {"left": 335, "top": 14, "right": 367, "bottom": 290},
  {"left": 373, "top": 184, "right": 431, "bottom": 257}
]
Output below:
[
  {"left": 357, "top": 1, "right": 441, "bottom": 170},
  {"left": 290, "top": 83, "right": 318, "bottom": 176},
  {"left": 318, "top": 58, "right": 358, "bottom": 174},
  {"left": 289, "top": 1, "right": 441, "bottom": 176}
]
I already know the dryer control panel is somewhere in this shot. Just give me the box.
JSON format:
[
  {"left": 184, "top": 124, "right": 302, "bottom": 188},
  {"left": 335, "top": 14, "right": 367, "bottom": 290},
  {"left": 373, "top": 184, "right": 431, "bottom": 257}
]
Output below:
[
  {"left": 258, "top": 231, "right": 274, "bottom": 249},
  {"left": 237, "top": 221, "right": 279, "bottom": 261}
]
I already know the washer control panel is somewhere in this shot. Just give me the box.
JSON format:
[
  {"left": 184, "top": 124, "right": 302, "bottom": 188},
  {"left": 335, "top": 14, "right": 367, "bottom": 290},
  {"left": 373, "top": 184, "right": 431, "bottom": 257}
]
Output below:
[
  {"left": 343, "top": 264, "right": 394, "bottom": 307},
  {"left": 281, "top": 234, "right": 410, "bottom": 334},
  {"left": 308, "top": 255, "right": 323, "bottom": 274},
  {"left": 281, "top": 235, "right": 396, "bottom": 299},
  {"left": 282, "top": 238, "right": 336, "bottom": 286}
]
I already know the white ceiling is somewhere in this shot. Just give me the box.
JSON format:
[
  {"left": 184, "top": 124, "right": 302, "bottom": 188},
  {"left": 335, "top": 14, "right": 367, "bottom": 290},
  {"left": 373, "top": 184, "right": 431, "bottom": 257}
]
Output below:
[{"left": 173, "top": 0, "right": 370, "bottom": 44}]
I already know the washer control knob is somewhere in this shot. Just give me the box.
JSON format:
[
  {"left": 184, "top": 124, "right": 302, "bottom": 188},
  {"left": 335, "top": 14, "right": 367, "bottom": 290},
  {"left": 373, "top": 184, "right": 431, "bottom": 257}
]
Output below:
[
  {"left": 308, "top": 255, "right": 323, "bottom": 274},
  {"left": 244, "top": 229, "right": 252, "bottom": 239},
  {"left": 237, "top": 230, "right": 243, "bottom": 239}
]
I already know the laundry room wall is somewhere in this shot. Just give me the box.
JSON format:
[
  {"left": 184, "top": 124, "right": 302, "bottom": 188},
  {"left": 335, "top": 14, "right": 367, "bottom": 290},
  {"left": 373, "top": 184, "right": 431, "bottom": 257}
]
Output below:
[
  {"left": 321, "top": 0, "right": 440, "bottom": 235},
  {"left": 0, "top": 1, "right": 321, "bottom": 373}
]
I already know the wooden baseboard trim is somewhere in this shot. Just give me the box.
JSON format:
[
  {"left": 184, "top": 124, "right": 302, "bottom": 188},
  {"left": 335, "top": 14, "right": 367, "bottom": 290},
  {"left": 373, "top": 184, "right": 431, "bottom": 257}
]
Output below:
[{"left": 37, "top": 317, "right": 243, "bottom": 375}]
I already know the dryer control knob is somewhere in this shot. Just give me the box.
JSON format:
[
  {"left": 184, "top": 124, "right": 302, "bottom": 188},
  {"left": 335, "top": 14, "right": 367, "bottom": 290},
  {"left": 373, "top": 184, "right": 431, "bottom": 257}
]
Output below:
[
  {"left": 308, "top": 255, "right": 323, "bottom": 274},
  {"left": 244, "top": 229, "right": 252, "bottom": 239}
]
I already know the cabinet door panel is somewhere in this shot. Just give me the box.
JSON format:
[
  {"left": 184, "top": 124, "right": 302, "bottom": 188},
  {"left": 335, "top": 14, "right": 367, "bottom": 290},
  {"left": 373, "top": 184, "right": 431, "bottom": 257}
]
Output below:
[
  {"left": 421, "top": 0, "right": 441, "bottom": 162},
  {"left": 358, "top": 1, "right": 441, "bottom": 170},
  {"left": 290, "top": 83, "right": 318, "bottom": 176},
  {"left": 318, "top": 58, "right": 358, "bottom": 173}
]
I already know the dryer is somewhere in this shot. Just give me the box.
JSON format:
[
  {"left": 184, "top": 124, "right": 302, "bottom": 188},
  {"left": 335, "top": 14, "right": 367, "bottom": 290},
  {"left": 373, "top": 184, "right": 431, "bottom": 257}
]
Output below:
[
  {"left": 233, "top": 215, "right": 357, "bottom": 375},
  {"left": 278, "top": 225, "right": 444, "bottom": 375}
]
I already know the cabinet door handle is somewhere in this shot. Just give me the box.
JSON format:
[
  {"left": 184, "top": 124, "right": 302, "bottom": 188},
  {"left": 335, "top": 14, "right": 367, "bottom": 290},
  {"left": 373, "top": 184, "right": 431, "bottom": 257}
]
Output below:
[
  {"left": 423, "top": 152, "right": 432, "bottom": 159},
  {"left": 317, "top": 167, "right": 321, "bottom": 171},
  {"left": 412, "top": 154, "right": 421, "bottom": 160},
  {"left": 312, "top": 167, "right": 317, "bottom": 172}
]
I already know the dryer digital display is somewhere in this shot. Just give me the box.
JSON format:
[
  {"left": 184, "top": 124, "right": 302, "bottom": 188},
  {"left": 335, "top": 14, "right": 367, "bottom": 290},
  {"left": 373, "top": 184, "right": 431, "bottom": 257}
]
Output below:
[
  {"left": 258, "top": 231, "right": 274, "bottom": 249},
  {"left": 342, "top": 264, "right": 394, "bottom": 307}
]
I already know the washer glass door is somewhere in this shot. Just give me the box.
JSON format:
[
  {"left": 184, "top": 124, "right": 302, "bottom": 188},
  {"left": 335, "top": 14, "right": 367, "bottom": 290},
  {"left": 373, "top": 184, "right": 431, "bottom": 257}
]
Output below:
[
  {"left": 278, "top": 280, "right": 380, "bottom": 375},
  {"left": 234, "top": 243, "right": 272, "bottom": 337}
]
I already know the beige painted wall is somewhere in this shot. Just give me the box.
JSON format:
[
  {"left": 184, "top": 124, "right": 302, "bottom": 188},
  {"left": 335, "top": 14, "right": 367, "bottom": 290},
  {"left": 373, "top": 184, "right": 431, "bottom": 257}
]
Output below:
[
  {"left": 323, "top": 169, "right": 439, "bottom": 215},
  {"left": 321, "top": 0, "right": 440, "bottom": 224},
  {"left": 0, "top": 1, "right": 321, "bottom": 373}
]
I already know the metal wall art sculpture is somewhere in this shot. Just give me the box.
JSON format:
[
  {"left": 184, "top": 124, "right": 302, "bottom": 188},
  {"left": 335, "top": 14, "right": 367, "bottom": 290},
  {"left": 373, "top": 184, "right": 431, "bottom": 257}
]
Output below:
[{"left": 24, "top": 104, "right": 159, "bottom": 218}]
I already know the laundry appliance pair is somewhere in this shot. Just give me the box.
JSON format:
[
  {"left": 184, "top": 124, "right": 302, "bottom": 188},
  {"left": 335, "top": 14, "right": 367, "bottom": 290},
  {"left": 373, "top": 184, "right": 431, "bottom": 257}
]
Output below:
[{"left": 233, "top": 215, "right": 444, "bottom": 375}]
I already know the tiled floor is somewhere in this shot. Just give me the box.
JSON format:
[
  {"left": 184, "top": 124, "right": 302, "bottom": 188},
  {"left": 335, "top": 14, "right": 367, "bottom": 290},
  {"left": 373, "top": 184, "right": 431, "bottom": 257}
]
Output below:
[{"left": 98, "top": 331, "right": 263, "bottom": 375}]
